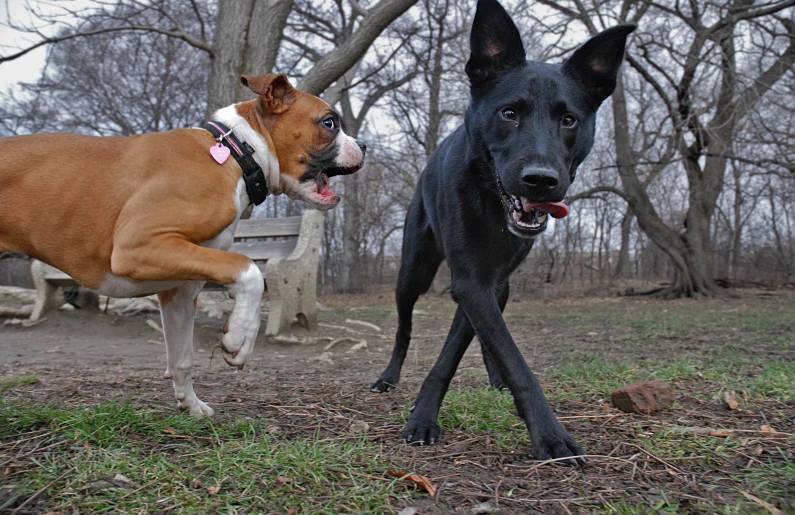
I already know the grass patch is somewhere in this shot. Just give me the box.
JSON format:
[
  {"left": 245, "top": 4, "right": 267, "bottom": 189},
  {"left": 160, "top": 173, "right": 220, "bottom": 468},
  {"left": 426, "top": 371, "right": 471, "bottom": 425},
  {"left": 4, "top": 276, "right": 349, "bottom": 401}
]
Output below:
[
  {"left": 404, "top": 387, "right": 528, "bottom": 451},
  {"left": 0, "top": 399, "right": 409, "bottom": 514},
  {"left": 1, "top": 373, "right": 40, "bottom": 393},
  {"left": 547, "top": 358, "right": 795, "bottom": 402},
  {"left": 743, "top": 448, "right": 795, "bottom": 512}
]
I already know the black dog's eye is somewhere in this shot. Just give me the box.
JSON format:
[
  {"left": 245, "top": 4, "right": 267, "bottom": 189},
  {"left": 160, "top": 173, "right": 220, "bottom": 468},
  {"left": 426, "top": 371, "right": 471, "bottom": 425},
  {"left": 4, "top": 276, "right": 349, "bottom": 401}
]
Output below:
[
  {"left": 322, "top": 117, "right": 336, "bottom": 130},
  {"left": 562, "top": 114, "right": 577, "bottom": 128},
  {"left": 501, "top": 108, "right": 517, "bottom": 121}
]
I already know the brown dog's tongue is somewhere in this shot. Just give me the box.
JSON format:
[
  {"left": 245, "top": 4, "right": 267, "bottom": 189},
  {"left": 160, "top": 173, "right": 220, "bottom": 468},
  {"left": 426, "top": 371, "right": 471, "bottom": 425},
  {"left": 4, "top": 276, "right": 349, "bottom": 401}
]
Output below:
[{"left": 524, "top": 201, "right": 569, "bottom": 219}]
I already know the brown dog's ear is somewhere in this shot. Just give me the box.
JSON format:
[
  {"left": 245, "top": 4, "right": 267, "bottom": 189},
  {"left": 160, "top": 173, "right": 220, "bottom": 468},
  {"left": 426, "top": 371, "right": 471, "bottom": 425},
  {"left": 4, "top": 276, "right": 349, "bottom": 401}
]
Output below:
[{"left": 240, "top": 74, "right": 297, "bottom": 114}]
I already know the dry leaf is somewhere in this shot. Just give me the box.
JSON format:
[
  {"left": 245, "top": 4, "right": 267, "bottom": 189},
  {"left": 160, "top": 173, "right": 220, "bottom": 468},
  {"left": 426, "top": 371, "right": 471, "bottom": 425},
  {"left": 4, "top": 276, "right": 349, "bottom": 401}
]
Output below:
[
  {"left": 206, "top": 483, "right": 222, "bottom": 495},
  {"left": 760, "top": 425, "right": 777, "bottom": 436},
  {"left": 278, "top": 476, "right": 293, "bottom": 484},
  {"left": 754, "top": 445, "right": 764, "bottom": 456},
  {"left": 672, "top": 426, "right": 734, "bottom": 438},
  {"left": 387, "top": 470, "right": 437, "bottom": 497},
  {"left": 287, "top": 508, "right": 298, "bottom": 515},
  {"left": 164, "top": 426, "right": 178, "bottom": 435},
  {"left": 741, "top": 490, "right": 784, "bottom": 515},
  {"left": 724, "top": 391, "right": 739, "bottom": 410}
]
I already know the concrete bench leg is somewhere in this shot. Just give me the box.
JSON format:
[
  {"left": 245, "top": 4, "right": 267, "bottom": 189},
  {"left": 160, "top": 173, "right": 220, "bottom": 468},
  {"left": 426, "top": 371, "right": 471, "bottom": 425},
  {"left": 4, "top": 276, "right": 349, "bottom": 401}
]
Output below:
[
  {"left": 30, "top": 260, "right": 63, "bottom": 321},
  {"left": 265, "top": 210, "right": 324, "bottom": 336}
]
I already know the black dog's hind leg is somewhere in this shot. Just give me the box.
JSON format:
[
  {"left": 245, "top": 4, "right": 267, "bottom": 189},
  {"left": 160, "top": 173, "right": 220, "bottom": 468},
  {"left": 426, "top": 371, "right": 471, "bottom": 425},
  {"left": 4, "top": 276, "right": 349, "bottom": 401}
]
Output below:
[
  {"left": 402, "top": 282, "right": 508, "bottom": 443},
  {"left": 371, "top": 205, "right": 442, "bottom": 393},
  {"left": 480, "top": 281, "right": 510, "bottom": 390}
]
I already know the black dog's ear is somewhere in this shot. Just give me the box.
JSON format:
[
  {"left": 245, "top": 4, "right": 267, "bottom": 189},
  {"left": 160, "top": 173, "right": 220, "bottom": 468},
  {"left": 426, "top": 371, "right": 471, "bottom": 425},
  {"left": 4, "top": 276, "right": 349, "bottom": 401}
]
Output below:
[
  {"left": 465, "top": 0, "right": 526, "bottom": 89},
  {"left": 562, "top": 24, "right": 636, "bottom": 105}
]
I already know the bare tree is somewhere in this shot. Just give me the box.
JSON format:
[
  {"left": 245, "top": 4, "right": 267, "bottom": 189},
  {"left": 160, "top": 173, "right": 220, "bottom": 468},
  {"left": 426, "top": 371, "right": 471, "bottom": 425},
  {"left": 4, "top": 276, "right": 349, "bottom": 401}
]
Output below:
[
  {"left": 0, "top": 0, "right": 418, "bottom": 111},
  {"left": 532, "top": 0, "right": 795, "bottom": 297}
]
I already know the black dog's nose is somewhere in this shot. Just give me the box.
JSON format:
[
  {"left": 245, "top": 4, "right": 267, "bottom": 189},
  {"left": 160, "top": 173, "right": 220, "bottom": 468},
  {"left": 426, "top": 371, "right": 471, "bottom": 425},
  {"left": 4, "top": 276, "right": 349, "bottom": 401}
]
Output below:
[
  {"left": 357, "top": 141, "right": 367, "bottom": 155},
  {"left": 522, "top": 167, "right": 558, "bottom": 189}
]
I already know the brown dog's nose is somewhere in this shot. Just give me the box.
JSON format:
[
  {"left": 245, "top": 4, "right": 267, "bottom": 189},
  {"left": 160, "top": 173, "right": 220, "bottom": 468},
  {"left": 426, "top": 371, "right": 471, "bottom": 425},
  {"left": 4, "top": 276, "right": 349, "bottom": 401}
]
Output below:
[{"left": 522, "top": 167, "right": 558, "bottom": 190}]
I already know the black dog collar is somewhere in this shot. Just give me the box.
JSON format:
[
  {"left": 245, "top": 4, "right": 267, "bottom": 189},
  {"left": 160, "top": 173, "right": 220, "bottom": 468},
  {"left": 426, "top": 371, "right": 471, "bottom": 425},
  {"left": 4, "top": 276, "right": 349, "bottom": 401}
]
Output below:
[{"left": 201, "top": 121, "right": 269, "bottom": 205}]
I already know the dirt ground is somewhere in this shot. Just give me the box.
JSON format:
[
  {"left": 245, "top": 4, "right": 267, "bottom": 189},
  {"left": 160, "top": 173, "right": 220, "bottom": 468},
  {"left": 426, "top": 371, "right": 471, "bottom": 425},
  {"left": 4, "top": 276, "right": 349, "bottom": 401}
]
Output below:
[{"left": 1, "top": 288, "right": 794, "bottom": 513}]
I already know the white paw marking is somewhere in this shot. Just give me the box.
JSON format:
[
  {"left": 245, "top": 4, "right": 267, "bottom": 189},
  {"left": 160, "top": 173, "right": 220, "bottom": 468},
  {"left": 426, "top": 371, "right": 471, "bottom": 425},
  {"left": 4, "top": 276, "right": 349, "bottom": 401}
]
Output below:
[
  {"left": 223, "top": 262, "right": 263, "bottom": 367},
  {"left": 178, "top": 396, "right": 215, "bottom": 417}
]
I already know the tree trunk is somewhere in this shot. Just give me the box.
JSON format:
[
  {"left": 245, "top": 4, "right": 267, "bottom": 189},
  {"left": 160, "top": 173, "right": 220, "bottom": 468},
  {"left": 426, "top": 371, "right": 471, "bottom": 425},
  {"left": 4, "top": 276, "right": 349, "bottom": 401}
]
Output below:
[
  {"left": 339, "top": 85, "right": 365, "bottom": 293},
  {"left": 729, "top": 163, "right": 742, "bottom": 280},
  {"left": 613, "top": 204, "right": 634, "bottom": 279},
  {"left": 207, "top": 0, "right": 292, "bottom": 114},
  {"left": 612, "top": 72, "right": 721, "bottom": 298},
  {"left": 341, "top": 173, "right": 363, "bottom": 292}
]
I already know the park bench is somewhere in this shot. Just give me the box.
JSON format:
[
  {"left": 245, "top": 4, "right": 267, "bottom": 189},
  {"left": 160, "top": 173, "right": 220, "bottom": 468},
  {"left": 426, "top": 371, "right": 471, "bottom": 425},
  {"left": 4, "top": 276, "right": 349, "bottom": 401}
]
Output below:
[{"left": 29, "top": 210, "right": 325, "bottom": 336}]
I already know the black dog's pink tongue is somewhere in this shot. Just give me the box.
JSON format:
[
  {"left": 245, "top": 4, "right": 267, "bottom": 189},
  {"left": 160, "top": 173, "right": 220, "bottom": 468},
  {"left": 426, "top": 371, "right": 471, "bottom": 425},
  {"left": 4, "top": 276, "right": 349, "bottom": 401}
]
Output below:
[{"left": 524, "top": 201, "right": 569, "bottom": 219}]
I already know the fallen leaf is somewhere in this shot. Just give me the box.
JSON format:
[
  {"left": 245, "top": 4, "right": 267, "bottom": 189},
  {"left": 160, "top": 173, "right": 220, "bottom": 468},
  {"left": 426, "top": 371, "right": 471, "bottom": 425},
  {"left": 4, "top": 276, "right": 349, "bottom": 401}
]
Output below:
[
  {"left": 287, "top": 508, "right": 298, "bottom": 515},
  {"left": 113, "top": 473, "right": 136, "bottom": 488},
  {"left": 754, "top": 445, "right": 764, "bottom": 456},
  {"left": 164, "top": 426, "right": 178, "bottom": 435},
  {"left": 724, "top": 391, "right": 739, "bottom": 410},
  {"left": 741, "top": 490, "right": 784, "bottom": 515},
  {"left": 206, "top": 483, "right": 222, "bottom": 495},
  {"left": 78, "top": 475, "right": 137, "bottom": 494},
  {"left": 278, "top": 476, "right": 292, "bottom": 484},
  {"left": 760, "top": 425, "right": 777, "bottom": 436},
  {"left": 387, "top": 470, "right": 437, "bottom": 497}
]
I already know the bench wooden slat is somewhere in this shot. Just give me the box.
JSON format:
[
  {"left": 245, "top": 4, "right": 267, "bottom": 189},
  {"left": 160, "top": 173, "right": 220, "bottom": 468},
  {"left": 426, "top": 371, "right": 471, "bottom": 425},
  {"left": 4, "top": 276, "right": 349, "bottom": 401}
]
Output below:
[
  {"left": 229, "top": 239, "right": 297, "bottom": 261},
  {"left": 42, "top": 271, "right": 78, "bottom": 287},
  {"left": 234, "top": 217, "right": 302, "bottom": 239}
]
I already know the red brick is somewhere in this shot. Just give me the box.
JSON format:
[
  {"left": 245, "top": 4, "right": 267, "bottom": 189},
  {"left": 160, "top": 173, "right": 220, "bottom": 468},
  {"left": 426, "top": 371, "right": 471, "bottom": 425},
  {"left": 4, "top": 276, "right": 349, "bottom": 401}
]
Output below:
[{"left": 611, "top": 380, "right": 675, "bottom": 414}]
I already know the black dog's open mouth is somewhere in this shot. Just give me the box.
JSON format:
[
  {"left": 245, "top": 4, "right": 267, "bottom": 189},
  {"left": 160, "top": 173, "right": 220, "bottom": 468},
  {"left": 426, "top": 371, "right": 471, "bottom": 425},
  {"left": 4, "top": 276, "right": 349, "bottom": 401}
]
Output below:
[{"left": 495, "top": 176, "right": 569, "bottom": 237}]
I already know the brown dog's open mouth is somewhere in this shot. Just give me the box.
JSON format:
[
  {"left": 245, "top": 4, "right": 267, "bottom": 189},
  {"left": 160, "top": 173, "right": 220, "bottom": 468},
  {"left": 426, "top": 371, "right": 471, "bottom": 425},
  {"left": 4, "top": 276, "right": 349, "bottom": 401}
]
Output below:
[
  {"left": 300, "top": 163, "right": 364, "bottom": 206},
  {"left": 495, "top": 176, "right": 569, "bottom": 236}
]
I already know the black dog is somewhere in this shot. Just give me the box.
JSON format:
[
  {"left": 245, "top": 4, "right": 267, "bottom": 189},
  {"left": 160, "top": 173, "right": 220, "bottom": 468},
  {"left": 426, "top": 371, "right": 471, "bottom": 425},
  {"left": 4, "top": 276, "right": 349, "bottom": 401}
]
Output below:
[{"left": 371, "top": 0, "right": 634, "bottom": 464}]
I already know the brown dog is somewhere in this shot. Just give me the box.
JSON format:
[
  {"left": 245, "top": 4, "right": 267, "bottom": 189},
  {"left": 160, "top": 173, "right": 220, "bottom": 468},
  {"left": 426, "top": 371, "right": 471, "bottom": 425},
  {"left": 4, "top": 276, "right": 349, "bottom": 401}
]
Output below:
[{"left": 0, "top": 74, "right": 365, "bottom": 416}]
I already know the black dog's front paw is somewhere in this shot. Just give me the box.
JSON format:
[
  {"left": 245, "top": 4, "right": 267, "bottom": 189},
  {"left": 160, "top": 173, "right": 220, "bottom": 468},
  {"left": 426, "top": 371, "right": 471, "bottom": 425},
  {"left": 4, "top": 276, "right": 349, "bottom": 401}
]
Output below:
[
  {"left": 370, "top": 376, "right": 398, "bottom": 393},
  {"left": 532, "top": 426, "right": 587, "bottom": 466},
  {"left": 401, "top": 417, "right": 443, "bottom": 445}
]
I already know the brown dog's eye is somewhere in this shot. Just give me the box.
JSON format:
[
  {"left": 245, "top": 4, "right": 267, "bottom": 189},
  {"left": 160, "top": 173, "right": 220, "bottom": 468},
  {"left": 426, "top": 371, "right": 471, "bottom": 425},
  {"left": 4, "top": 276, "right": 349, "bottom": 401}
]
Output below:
[
  {"left": 501, "top": 108, "right": 517, "bottom": 121},
  {"left": 322, "top": 117, "right": 336, "bottom": 130},
  {"left": 562, "top": 114, "right": 577, "bottom": 128}
]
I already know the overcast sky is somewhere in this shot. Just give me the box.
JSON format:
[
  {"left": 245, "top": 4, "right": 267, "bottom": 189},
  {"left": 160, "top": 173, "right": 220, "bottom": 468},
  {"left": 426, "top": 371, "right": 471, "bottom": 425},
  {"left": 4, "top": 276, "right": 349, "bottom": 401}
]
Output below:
[{"left": 0, "top": 0, "right": 50, "bottom": 91}]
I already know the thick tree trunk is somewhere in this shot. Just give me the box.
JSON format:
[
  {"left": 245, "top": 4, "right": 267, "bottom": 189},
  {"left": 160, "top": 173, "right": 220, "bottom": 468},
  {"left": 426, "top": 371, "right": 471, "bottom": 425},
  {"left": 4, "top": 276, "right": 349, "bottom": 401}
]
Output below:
[
  {"left": 612, "top": 72, "right": 721, "bottom": 298},
  {"left": 207, "top": 0, "right": 292, "bottom": 114}
]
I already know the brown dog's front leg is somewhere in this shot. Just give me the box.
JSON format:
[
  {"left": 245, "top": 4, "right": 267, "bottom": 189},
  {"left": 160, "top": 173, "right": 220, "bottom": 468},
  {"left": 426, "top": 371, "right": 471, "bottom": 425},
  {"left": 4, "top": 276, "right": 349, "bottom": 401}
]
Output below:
[{"left": 112, "top": 237, "right": 264, "bottom": 373}]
